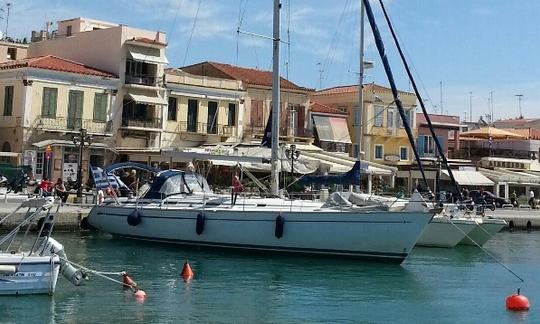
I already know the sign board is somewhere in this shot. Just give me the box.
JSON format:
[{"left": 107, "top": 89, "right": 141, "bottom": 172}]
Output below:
[
  {"left": 385, "top": 155, "right": 400, "bottom": 162},
  {"left": 63, "top": 162, "right": 78, "bottom": 182}
]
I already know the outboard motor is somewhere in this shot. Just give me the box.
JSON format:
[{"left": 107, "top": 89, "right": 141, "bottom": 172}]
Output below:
[{"left": 39, "top": 237, "right": 87, "bottom": 286}]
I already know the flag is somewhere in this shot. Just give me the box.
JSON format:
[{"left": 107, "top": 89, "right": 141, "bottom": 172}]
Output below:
[{"left": 90, "top": 165, "right": 127, "bottom": 190}]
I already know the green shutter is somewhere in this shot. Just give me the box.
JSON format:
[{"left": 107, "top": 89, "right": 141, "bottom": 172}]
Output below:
[
  {"left": 68, "top": 90, "right": 84, "bottom": 129},
  {"left": 41, "top": 88, "right": 57, "bottom": 118},
  {"left": 93, "top": 93, "right": 107, "bottom": 122},
  {"left": 3, "top": 86, "right": 13, "bottom": 116}
]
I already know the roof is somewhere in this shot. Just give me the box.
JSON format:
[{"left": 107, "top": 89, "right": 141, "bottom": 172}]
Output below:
[
  {"left": 494, "top": 118, "right": 540, "bottom": 128},
  {"left": 460, "top": 127, "right": 527, "bottom": 140},
  {"left": 310, "top": 101, "right": 348, "bottom": 116},
  {"left": 181, "top": 61, "right": 311, "bottom": 92},
  {"left": 0, "top": 55, "right": 117, "bottom": 78},
  {"left": 315, "top": 83, "right": 415, "bottom": 96},
  {"left": 128, "top": 37, "right": 167, "bottom": 46}
]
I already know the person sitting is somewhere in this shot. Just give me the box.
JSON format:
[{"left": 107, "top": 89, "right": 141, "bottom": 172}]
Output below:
[
  {"left": 231, "top": 175, "right": 244, "bottom": 206},
  {"left": 39, "top": 178, "right": 52, "bottom": 197},
  {"left": 54, "top": 178, "right": 69, "bottom": 203}
]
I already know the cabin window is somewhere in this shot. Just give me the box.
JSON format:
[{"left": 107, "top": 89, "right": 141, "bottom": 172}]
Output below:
[{"left": 374, "top": 144, "right": 384, "bottom": 160}]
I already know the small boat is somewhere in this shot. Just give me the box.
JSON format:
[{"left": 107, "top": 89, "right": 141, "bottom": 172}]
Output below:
[
  {"left": 0, "top": 197, "right": 86, "bottom": 295},
  {"left": 458, "top": 217, "right": 507, "bottom": 246},
  {"left": 416, "top": 215, "right": 477, "bottom": 248}
]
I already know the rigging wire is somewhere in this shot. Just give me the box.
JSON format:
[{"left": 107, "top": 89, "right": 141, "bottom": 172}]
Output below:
[
  {"left": 183, "top": 0, "right": 202, "bottom": 66},
  {"left": 236, "top": 0, "right": 249, "bottom": 65}
]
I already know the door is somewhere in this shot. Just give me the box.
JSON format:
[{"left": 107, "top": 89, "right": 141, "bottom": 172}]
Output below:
[
  {"left": 187, "top": 99, "right": 198, "bottom": 132},
  {"left": 67, "top": 90, "right": 84, "bottom": 130},
  {"left": 207, "top": 101, "right": 218, "bottom": 134}
]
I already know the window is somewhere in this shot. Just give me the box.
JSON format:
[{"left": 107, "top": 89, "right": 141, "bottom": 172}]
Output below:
[
  {"left": 67, "top": 90, "right": 84, "bottom": 129},
  {"left": 400, "top": 147, "right": 408, "bottom": 160},
  {"left": 187, "top": 99, "right": 198, "bottom": 132},
  {"left": 399, "top": 108, "right": 414, "bottom": 128},
  {"left": 167, "top": 96, "right": 177, "bottom": 121},
  {"left": 207, "top": 101, "right": 218, "bottom": 134},
  {"left": 250, "top": 99, "right": 264, "bottom": 127},
  {"left": 373, "top": 106, "right": 384, "bottom": 127},
  {"left": 228, "top": 103, "right": 236, "bottom": 126},
  {"left": 66, "top": 25, "right": 72, "bottom": 37},
  {"left": 41, "top": 87, "right": 58, "bottom": 118},
  {"left": 375, "top": 144, "right": 384, "bottom": 160},
  {"left": 387, "top": 109, "right": 395, "bottom": 129},
  {"left": 93, "top": 93, "right": 108, "bottom": 122},
  {"left": 3, "top": 86, "right": 13, "bottom": 116},
  {"left": 7, "top": 47, "right": 16, "bottom": 60},
  {"left": 338, "top": 106, "right": 347, "bottom": 113},
  {"left": 417, "top": 135, "right": 435, "bottom": 157}
]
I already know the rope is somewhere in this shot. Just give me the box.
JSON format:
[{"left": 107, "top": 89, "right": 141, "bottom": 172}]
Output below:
[
  {"left": 57, "top": 256, "right": 134, "bottom": 289},
  {"left": 447, "top": 218, "right": 524, "bottom": 282}
]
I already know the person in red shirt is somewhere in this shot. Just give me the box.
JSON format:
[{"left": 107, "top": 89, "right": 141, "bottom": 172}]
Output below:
[
  {"left": 54, "top": 178, "right": 69, "bottom": 203},
  {"left": 40, "top": 177, "right": 52, "bottom": 196},
  {"left": 231, "top": 175, "right": 243, "bottom": 206}
]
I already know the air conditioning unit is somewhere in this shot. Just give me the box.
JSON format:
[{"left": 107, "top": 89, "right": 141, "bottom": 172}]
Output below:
[{"left": 147, "top": 133, "right": 160, "bottom": 148}]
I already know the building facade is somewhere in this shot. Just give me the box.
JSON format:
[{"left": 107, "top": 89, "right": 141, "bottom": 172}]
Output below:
[{"left": 0, "top": 55, "right": 118, "bottom": 182}]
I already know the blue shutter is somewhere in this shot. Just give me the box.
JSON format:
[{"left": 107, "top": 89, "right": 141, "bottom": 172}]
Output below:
[{"left": 436, "top": 135, "right": 445, "bottom": 157}]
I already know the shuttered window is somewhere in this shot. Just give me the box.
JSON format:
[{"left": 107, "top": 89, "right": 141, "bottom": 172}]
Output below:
[
  {"left": 67, "top": 90, "right": 84, "bottom": 129},
  {"left": 41, "top": 87, "right": 58, "bottom": 118},
  {"left": 93, "top": 93, "right": 108, "bottom": 122},
  {"left": 3, "top": 85, "right": 13, "bottom": 116}
]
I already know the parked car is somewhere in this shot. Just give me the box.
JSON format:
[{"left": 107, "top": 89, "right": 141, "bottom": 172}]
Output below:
[{"left": 470, "top": 190, "right": 511, "bottom": 208}]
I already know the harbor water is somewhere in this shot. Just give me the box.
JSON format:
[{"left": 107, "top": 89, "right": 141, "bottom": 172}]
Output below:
[{"left": 1, "top": 231, "right": 539, "bottom": 323}]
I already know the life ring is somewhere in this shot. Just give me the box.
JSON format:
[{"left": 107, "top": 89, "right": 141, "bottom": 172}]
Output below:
[
  {"left": 127, "top": 210, "right": 142, "bottom": 226},
  {"left": 196, "top": 213, "right": 205, "bottom": 235},
  {"left": 275, "top": 215, "right": 285, "bottom": 239}
]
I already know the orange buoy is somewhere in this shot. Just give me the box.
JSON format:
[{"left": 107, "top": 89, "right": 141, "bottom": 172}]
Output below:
[
  {"left": 122, "top": 272, "right": 138, "bottom": 289},
  {"left": 181, "top": 260, "right": 194, "bottom": 281},
  {"left": 506, "top": 289, "right": 530, "bottom": 311},
  {"left": 133, "top": 289, "right": 147, "bottom": 299}
]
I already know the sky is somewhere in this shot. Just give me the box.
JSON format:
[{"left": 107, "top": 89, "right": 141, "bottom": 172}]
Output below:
[{"left": 4, "top": 0, "right": 540, "bottom": 121}]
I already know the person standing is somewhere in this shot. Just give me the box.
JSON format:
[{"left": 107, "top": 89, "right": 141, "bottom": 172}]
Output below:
[
  {"left": 529, "top": 189, "right": 535, "bottom": 208},
  {"left": 231, "top": 175, "right": 243, "bottom": 206},
  {"left": 510, "top": 190, "right": 517, "bottom": 207}
]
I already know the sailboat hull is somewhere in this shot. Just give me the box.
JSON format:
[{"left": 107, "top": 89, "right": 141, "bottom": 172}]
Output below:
[
  {"left": 416, "top": 218, "right": 477, "bottom": 248},
  {"left": 88, "top": 204, "right": 433, "bottom": 263},
  {"left": 458, "top": 218, "right": 506, "bottom": 246}
]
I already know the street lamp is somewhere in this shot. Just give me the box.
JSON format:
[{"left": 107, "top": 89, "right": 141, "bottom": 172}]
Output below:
[{"left": 72, "top": 128, "right": 92, "bottom": 200}]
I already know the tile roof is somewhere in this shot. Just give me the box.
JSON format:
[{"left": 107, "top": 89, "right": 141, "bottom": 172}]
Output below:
[
  {"left": 315, "top": 83, "right": 414, "bottom": 96},
  {"left": 182, "top": 61, "right": 311, "bottom": 92},
  {"left": 310, "top": 101, "right": 348, "bottom": 116},
  {"left": 0, "top": 55, "right": 117, "bottom": 78}
]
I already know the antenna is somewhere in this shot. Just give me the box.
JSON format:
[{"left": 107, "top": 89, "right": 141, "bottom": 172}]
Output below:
[
  {"left": 469, "top": 91, "right": 472, "bottom": 122},
  {"left": 316, "top": 62, "right": 323, "bottom": 89},
  {"left": 5, "top": 3, "right": 10, "bottom": 40},
  {"left": 515, "top": 94, "right": 523, "bottom": 118},
  {"left": 439, "top": 81, "right": 443, "bottom": 114}
]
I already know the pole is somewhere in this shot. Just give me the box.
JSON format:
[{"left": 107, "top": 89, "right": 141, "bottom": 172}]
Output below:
[
  {"left": 270, "top": 0, "right": 281, "bottom": 196},
  {"left": 439, "top": 81, "right": 443, "bottom": 114},
  {"left": 353, "top": 0, "right": 365, "bottom": 192},
  {"left": 5, "top": 3, "right": 10, "bottom": 40},
  {"left": 469, "top": 91, "right": 472, "bottom": 122},
  {"left": 489, "top": 91, "right": 494, "bottom": 123},
  {"left": 516, "top": 94, "right": 523, "bottom": 118},
  {"left": 76, "top": 128, "right": 86, "bottom": 199}
]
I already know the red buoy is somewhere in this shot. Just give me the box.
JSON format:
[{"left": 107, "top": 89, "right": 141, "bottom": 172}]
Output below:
[
  {"left": 133, "top": 289, "right": 147, "bottom": 299},
  {"left": 181, "top": 261, "right": 194, "bottom": 281},
  {"left": 122, "top": 272, "right": 138, "bottom": 289},
  {"left": 506, "top": 289, "right": 530, "bottom": 311}
]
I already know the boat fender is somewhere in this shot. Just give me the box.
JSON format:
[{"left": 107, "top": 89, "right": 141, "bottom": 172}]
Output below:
[
  {"left": 275, "top": 215, "right": 285, "bottom": 239},
  {"left": 196, "top": 213, "right": 206, "bottom": 235},
  {"left": 508, "top": 220, "right": 514, "bottom": 232},
  {"left": 127, "top": 210, "right": 142, "bottom": 226}
]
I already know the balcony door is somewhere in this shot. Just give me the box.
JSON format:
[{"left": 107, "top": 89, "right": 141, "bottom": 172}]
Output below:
[
  {"left": 187, "top": 99, "right": 198, "bottom": 132},
  {"left": 67, "top": 90, "right": 84, "bottom": 130},
  {"left": 207, "top": 101, "right": 218, "bottom": 134}
]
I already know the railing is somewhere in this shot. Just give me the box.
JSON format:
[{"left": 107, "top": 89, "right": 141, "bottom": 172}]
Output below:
[
  {"left": 125, "top": 74, "right": 157, "bottom": 87},
  {"left": 243, "top": 125, "right": 265, "bottom": 136},
  {"left": 176, "top": 121, "right": 236, "bottom": 136},
  {"left": 121, "top": 117, "right": 162, "bottom": 129},
  {"left": 36, "top": 116, "right": 108, "bottom": 133}
]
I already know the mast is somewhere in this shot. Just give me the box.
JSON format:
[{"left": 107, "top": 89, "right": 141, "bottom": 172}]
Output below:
[
  {"left": 362, "top": 0, "right": 431, "bottom": 191},
  {"left": 270, "top": 0, "right": 281, "bottom": 196},
  {"left": 356, "top": 0, "right": 365, "bottom": 162}
]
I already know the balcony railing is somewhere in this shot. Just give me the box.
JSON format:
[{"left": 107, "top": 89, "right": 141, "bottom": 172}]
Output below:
[
  {"left": 36, "top": 116, "right": 108, "bottom": 133},
  {"left": 121, "top": 117, "right": 162, "bottom": 129},
  {"left": 176, "top": 121, "right": 236, "bottom": 136},
  {"left": 125, "top": 74, "right": 157, "bottom": 87}
]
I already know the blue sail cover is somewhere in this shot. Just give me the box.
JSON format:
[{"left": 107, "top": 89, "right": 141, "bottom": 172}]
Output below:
[
  {"left": 261, "top": 110, "right": 273, "bottom": 148},
  {"left": 299, "top": 161, "right": 363, "bottom": 186}
]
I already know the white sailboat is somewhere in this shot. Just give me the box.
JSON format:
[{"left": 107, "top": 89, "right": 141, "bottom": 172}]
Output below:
[{"left": 87, "top": 0, "right": 434, "bottom": 263}]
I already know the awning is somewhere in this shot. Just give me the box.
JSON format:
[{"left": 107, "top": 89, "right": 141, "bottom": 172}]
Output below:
[
  {"left": 312, "top": 115, "right": 352, "bottom": 144},
  {"left": 441, "top": 170, "right": 494, "bottom": 186},
  {"left": 32, "top": 139, "right": 112, "bottom": 151},
  {"left": 0, "top": 152, "right": 21, "bottom": 157},
  {"left": 127, "top": 48, "right": 169, "bottom": 65},
  {"left": 128, "top": 93, "right": 167, "bottom": 106}
]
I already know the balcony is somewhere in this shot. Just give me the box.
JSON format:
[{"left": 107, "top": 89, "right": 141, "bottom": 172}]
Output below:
[
  {"left": 121, "top": 117, "right": 162, "bottom": 130},
  {"left": 125, "top": 74, "right": 157, "bottom": 87},
  {"left": 176, "top": 121, "right": 236, "bottom": 137},
  {"left": 36, "top": 116, "right": 108, "bottom": 134}
]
